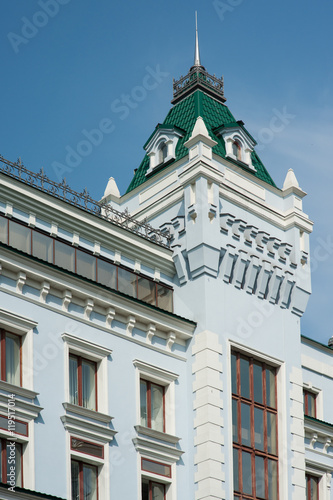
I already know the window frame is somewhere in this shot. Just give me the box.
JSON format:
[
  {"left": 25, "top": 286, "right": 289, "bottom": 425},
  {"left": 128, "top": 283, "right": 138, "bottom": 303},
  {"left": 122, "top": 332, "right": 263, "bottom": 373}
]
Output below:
[
  {"left": 0, "top": 438, "right": 23, "bottom": 488},
  {"left": 305, "top": 473, "right": 319, "bottom": 500},
  {"left": 231, "top": 349, "right": 279, "bottom": 500},
  {"left": 71, "top": 457, "right": 99, "bottom": 500},
  {"left": 142, "top": 477, "right": 166, "bottom": 500},
  {"left": 303, "top": 389, "right": 317, "bottom": 418},
  {"left": 140, "top": 379, "right": 166, "bottom": 433},
  {"left": 63, "top": 333, "right": 112, "bottom": 416},
  {"left": 69, "top": 353, "right": 98, "bottom": 411},
  {"left": 133, "top": 360, "right": 178, "bottom": 437},
  {"left": 0, "top": 329, "right": 22, "bottom": 387}
]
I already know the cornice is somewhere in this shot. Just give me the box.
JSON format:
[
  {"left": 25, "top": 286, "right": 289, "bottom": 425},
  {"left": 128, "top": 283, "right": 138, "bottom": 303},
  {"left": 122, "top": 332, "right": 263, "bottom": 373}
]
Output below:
[
  {"left": 0, "top": 248, "right": 195, "bottom": 358},
  {"left": 0, "top": 176, "right": 174, "bottom": 277}
]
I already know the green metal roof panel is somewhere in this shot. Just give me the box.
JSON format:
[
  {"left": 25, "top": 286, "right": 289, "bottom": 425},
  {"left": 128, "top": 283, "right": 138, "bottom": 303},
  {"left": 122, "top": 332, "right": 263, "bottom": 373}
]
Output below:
[{"left": 126, "top": 90, "right": 276, "bottom": 193}]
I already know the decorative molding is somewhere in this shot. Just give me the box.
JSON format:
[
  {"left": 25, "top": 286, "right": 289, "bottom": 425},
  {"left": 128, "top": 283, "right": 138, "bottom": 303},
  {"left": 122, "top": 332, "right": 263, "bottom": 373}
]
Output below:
[
  {"left": 16, "top": 271, "right": 26, "bottom": 293},
  {"left": 62, "top": 333, "right": 112, "bottom": 360},
  {"left": 132, "top": 435, "right": 183, "bottom": 464},
  {"left": 127, "top": 315, "right": 136, "bottom": 336},
  {"left": 134, "top": 425, "right": 180, "bottom": 445},
  {"left": 61, "top": 414, "right": 116, "bottom": 444},
  {"left": 62, "top": 402, "right": 112, "bottom": 424},
  {"left": 133, "top": 360, "right": 179, "bottom": 385},
  {"left": 39, "top": 281, "right": 50, "bottom": 303},
  {"left": 62, "top": 290, "right": 72, "bottom": 312}
]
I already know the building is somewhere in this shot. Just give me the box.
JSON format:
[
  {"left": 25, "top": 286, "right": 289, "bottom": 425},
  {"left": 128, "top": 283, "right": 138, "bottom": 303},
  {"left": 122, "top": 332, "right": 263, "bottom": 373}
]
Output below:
[{"left": 0, "top": 25, "right": 332, "bottom": 500}]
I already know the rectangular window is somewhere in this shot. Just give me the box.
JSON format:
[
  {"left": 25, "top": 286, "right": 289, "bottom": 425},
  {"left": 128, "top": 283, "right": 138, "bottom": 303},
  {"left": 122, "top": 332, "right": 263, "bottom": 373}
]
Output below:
[
  {"left": 76, "top": 249, "right": 96, "bottom": 281},
  {"left": 32, "top": 231, "right": 53, "bottom": 263},
  {"left": 9, "top": 221, "right": 31, "bottom": 254},
  {"left": 97, "top": 259, "right": 117, "bottom": 289},
  {"left": 141, "top": 459, "right": 171, "bottom": 478},
  {"left": 71, "top": 459, "right": 97, "bottom": 500},
  {"left": 156, "top": 285, "right": 172, "bottom": 312},
  {"left": 117, "top": 267, "right": 137, "bottom": 298},
  {"left": 303, "top": 390, "right": 316, "bottom": 418},
  {"left": 69, "top": 355, "right": 97, "bottom": 411},
  {"left": 306, "top": 474, "right": 319, "bottom": 500},
  {"left": 137, "top": 277, "right": 156, "bottom": 306},
  {"left": 71, "top": 437, "right": 103, "bottom": 459},
  {"left": 0, "top": 217, "right": 8, "bottom": 244},
  {"left": 140, "top": 379, "right": 165, "bottom": 432},
  {"left": 0, "top": 415, "right": 28, "bottom": 437},
  {"left": 54, "top": 240, "right": 75, "bottom": 273},
  {"left": 0, "top": 330, "right": 21, "bottom": 386},
  {"left": 232, "top": 351, "right": 278, "bottom": 500},
  {"left": 0, "top": 439, "right": 23, "bottom": 487},
  {"left": 142, "top": 478, "right": 165, "bottom": 500}
]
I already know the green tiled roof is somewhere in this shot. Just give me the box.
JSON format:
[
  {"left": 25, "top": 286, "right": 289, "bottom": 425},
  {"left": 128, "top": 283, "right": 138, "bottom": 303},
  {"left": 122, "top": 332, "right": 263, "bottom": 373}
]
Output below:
[{"left": 126, "top": 90, "right": 276, "bottom": 193}]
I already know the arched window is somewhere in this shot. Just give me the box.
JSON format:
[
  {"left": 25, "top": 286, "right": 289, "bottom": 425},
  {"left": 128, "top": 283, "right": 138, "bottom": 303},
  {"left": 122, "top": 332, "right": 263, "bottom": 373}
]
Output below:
[
  {"left": 158, "top": 142, "right": 168, "bottom": 164},
  {"left": 232, "top": 140, "right": 242, "bottom": 161}
]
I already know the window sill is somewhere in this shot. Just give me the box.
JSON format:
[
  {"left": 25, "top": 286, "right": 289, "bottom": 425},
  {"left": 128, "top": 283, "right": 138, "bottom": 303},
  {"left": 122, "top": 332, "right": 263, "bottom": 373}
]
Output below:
[
  {"left": 133, "top": 426, "right": 183, "bottom": 464},
  {"left": 0, "top": 380, "right": 39, "bottom": 400},
  {"left": 135, "top": 425, "right": 180, "bottom": 445},
  {"left": 63, "top": 402, "right": 113, "bottom": 424}
]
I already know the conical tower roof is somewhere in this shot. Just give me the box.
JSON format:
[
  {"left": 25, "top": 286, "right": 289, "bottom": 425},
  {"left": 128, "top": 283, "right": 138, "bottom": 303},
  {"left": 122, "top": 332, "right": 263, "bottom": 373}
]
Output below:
[{"left": 126, "top": 23, "right": 276, "bottom": 194}]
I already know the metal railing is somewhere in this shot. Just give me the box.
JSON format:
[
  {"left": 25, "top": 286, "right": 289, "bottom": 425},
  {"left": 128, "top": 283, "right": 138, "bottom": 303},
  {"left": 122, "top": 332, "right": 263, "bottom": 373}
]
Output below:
[
  {"left": 0, "top": 155, "right": 171, "bottom": 248},
  {"left": 173, "top": 67, "right": 225, "bottom": 101}
]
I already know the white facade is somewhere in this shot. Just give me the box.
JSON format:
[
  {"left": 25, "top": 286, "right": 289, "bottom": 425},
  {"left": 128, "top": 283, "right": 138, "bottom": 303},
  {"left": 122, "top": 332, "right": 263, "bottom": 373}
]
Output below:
[{"left": 0, "top": 54, "right": 332, "bottom": 500}]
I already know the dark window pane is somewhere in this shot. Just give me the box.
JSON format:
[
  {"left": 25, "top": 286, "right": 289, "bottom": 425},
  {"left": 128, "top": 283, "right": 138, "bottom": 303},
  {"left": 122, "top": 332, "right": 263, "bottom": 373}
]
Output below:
[
  {"left": 240, "top": 358, "right": 250, "bottom": 399},
  {"left": 267, "top": 412, "right": 277, "bottom": 455},
  {"left": 71, "top": 461, "right": 79, "bottom": 500},
  {"left": 156, "top": 285, "right": 172, "bottom": 312},
  {"left": 69, "top": 357, "right": 78, "bottom": 406},
  {"left": 232, "top": 399, "right": 238, "bottom": 443},
  {"left": 233, "top": 447, "right": 239, "bottom": 492},
  {"left": 138, "top": 277, "right": 156, "bottom": 305},
  {"left": 141, "top": 478, "right": 149, "bottom": 500},
  {"left": 82, "top": 360, "right": 96, "bottom": 410},
  {"left": 253, "top": 362, "right": 263, "bottom": 404},
  {"left": 268, "top": 459, "right": 278, "bottom": 500},
  {"left": 0, "top": 217, "right": 8, "bottom": 244},
  {"left": 241, "top": 402, "right": 251, "bottom": 447},
  {"left": 266, "top": 367, "right": 276, "bottom": 408},
  {"left": 242, "top": 451, "right": 252, "bottom": 495},
  {"left": 54, "top": 240, "right": 75, "bottom": 272},
  {"left": 118, "top": 267, "right": 136, "bottom": 298},
  {"left": 83, "top": 463, "right": 97, "bottom": 500},
  {"left": 142, "top": 459, "right": 171, "bottom": 477},
  {"left": 231, "top": 353, "right": 237, "bottom": 395},
  {"left": 76, "top": 250, "right": 96, "bottom": 281},
  {"left": 140, "top": 380, "right": 148, "bottom": 427},
  {"left": 71, "top": 438, "right": 103, "bottom": 458},
  {"left": 97, "top": 259, "right": 116, "bottom": 289},
  {"left": 32, "top": 231, "right": 53, "bottom": 263},
  {"left": 254, "top": 407, "right": 264, "bottom": 451},
  {"left": 9, "top": 221, "right": 31, "bottom": 254},
  {"left": 255, "top": 455, "right": 265, "bottom": 498}
]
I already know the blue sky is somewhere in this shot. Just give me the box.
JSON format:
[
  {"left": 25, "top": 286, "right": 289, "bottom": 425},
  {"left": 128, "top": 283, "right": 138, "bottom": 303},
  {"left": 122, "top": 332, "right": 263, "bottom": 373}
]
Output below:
[{"left": 1, "top": 0, "right": 333, "bottom": 345}]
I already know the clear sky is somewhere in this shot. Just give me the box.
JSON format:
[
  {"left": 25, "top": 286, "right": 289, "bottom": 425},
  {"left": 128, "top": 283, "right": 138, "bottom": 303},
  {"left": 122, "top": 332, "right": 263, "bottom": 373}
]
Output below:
[{"left": 1, "top": 0, "right": 333, "bottom": 345}]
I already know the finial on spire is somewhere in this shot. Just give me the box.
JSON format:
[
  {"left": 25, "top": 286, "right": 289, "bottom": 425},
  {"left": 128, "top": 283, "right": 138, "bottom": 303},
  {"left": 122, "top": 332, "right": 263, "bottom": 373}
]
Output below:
[{"left": 194, "top": 11, "right": 201, "bottom": 67}]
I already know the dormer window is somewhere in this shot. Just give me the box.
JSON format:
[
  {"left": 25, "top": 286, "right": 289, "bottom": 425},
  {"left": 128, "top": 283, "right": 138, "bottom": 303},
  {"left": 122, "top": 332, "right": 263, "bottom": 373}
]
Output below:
[
  {"left": 144, "top": 125, "right": 184, "bottom": 176},
  {"left": 214, "top": 123, "right": 257, "bottom": 172}
]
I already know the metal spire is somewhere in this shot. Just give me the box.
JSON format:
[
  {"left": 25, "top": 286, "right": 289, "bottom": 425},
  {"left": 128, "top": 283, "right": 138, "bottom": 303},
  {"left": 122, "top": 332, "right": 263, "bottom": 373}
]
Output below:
[{"left": 194, "top": 11, "right": 201, "bottom": 67}]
